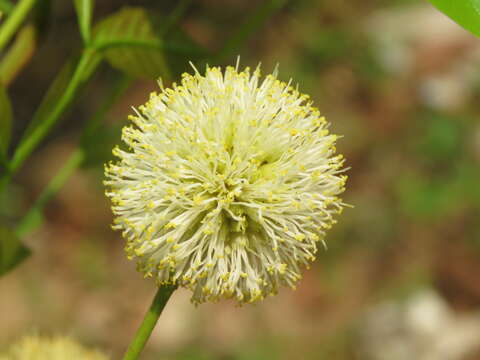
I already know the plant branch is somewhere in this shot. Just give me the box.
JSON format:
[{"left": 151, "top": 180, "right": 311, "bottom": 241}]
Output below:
[
  {"left": 15, "top": 148, "right": 84, "bottom": 237},
  {"left": 14, "top": 74, "right": 131, "bottom": 237},
  {"left": 5, "top": 49, "right": 100, "bottom": 183},
  {"left": 123, "top": 285, "right": 177, "bottom": 360}
]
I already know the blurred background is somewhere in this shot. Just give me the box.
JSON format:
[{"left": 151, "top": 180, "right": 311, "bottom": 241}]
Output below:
[{"left": 2, "top": 0, "right": 480, "bottom": 359}]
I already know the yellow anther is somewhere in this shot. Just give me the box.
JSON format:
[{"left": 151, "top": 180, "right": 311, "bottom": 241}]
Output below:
[{"left": 295, "top": 234, "right": 306, "bottom": 241}]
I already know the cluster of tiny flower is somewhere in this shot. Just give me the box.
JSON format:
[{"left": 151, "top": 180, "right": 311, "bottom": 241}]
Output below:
[
  {"left": 0, "top": 336, "right": 107, "bottom": 360},
  {"left": 104, "top": 63, "right": 347, "bottom": 304}
]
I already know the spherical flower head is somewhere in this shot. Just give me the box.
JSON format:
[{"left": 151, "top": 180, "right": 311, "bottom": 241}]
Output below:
[
  {"left": 105, "top": 63, "right": 347, "bottom": 304},
  {"left": 0, "top": 336, "right": 107, "bottom": 360}
]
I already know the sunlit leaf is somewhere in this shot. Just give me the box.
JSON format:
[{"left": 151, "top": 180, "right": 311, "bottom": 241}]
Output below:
[
  {"left": 92, "top": 7, "right": 169, "bottom": 79},
  {"left": 92, "top": 7, "right": 206, "bottom": 79},
  {"left": 428, "top": 0, "right": 480, "bottom": 37},
  {"left": 0, "top": 224, "right": 30, "bottom": 276}
]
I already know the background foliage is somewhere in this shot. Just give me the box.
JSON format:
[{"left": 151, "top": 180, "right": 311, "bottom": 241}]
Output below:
[{"left": 1, "top": 0, "right": 480, "bottom": 359}]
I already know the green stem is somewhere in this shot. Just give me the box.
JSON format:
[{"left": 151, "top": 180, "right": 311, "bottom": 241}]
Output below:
[
  {"left": 123, "top": 285, "right": 177, "bottom": 360},
  {"left": 8, "top": 48, "right": 100, "bottom": 178},
  {"left": 14, "top": 74, "right": 131, "bottom": 237},
  {"left": 0, "top": 0, "right": 36, "bottom": 52},
  {"left": 15, "top": 148, "right": 84, "bottom": 237}
]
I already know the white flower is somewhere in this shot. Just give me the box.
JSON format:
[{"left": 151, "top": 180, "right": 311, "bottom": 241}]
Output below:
[
  {"left": 0, "top": 336, "right": 107, "bottom": 360},
  {"left": 105, "top": 63, "right": 347, "bottom": 304}
]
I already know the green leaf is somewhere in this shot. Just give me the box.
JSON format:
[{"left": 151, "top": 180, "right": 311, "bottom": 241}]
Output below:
[
  {"left": 92, "top": 7, "right": 206, "bottom": 79},
  {"left": 0, "top": 84, "right": 13, "bottom": 158},
  {"left": 92, "top": 7, "right": 170, "bottom": 79},
  {"left": 428, "top": 0, "right": 480, "bottom": 37},
  {"left": 0, "top": 24, "right": 36, "bottom": 86},
  {"left": 0, "top": 224, "right": 30, "bottom": 276},
  {"left": 74, "top": 0, "right": 93, "bottom": 44}
]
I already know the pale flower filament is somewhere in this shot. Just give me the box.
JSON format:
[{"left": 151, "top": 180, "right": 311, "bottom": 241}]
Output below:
[{"left": 104, "top": 63, "right": 347, "bottom": 304}]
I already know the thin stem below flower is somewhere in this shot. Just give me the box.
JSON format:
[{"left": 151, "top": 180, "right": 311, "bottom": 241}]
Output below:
[{"left": 123, "top": 285, "right": 177, "bottom": 360}]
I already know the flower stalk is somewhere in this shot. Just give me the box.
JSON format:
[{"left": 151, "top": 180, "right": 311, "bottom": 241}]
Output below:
[{"left": 123, "top": 285, "right": 177, "bottom": 360}]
